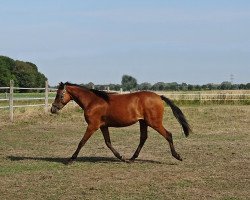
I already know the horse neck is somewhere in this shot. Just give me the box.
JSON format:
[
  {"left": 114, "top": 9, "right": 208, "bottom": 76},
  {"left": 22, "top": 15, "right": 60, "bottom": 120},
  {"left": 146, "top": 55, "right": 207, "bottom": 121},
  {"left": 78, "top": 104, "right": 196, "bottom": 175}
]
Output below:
[{"left": 66, "top": 85, "right": 94, "bottom": 110}]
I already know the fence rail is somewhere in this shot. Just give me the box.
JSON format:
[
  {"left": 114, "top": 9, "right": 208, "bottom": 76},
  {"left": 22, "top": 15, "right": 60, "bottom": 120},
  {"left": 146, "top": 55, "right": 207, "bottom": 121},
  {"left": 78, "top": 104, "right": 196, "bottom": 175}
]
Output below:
[
  {"left": 0, "top": 80, "right": 55, "bottom": 122},
  {"left": 154, "top": 92, "right": 250, "bottom": 101}
]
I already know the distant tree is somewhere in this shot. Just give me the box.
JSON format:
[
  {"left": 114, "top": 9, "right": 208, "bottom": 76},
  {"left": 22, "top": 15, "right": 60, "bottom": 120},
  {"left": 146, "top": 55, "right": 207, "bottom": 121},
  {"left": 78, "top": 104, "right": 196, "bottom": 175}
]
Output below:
[
  {"left": 238, "top": 84, "right": 245, "bottom": 90},
  {"left": 138, "top": 82, "right": 152, "bottom": 90},
  {"left": 164, "top": 83, "right": 171, "bottom": 91},
  {"left": 86, "top": 82, "right": 95, "bottom": 89},
  {"left": 0, "top": 56, "right": 47, "bottom": 89},
  {"left": 121, "top": 75, "right": 137, "bottom": 91},
  {"left": 36, "top": 72, "right": 47, "bottom": 88},
  {"left": 231, "top": 84, "right": 239, "bottom": 90},
  {"left": 0, "top": 56, "right": 17, "bottom": 86},
  {"left": 151, "top": 82, "right": 163, "bottom": 90},
  {"left": 108, "top": 84, "right": 121, "bottom": 91},
  {"left": 201, "top": 84, "right": 208, "bottom": 90},
  {"left": 169, "top": 82, "right": 179, "bottom": 91},
  {"left": 74, "top": 74, "right": 250, "bottom": 92},
  {"left": 0, "top": 65, "right": 12, "bottom": 86},
  {"left": 209, "top": 84, "right": 219, "bottom": 90},
  {"left": 188, "top": 84, "right": 194, "bottom": 91},
  {"left": 220, "top": 81, "right": 232, "bottom": 90},
  {"left": 206, "top": 84, "right": 213, "bottom": 90},
  {"left": 13, "top": 61, "right": 38, "bottom": 88},
  {"left": 95, "top": 85, "right": 106, "bottom": 90},
  {"left": 26, "top": 62, "right": 46, "bottom": 87},
  {"left": 180, "top": 83, "right": 188, "bottom": 91},
  {"left": 194, "top": 85, "right": 202, "bottom": 90}
]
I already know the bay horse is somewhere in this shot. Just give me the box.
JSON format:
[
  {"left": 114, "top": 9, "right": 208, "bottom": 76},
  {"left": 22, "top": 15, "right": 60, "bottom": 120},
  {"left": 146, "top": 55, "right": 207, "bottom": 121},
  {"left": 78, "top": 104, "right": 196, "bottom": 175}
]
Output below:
[{"left": 51, "top": 82, "right": 191, "bottom": 164}]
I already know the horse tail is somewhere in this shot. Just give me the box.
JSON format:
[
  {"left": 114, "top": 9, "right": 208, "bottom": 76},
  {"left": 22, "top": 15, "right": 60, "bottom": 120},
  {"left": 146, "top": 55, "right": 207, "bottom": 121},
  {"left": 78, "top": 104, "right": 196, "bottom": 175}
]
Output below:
[{"left": 161, "top": 95, "right": 191, "bottom": 137}]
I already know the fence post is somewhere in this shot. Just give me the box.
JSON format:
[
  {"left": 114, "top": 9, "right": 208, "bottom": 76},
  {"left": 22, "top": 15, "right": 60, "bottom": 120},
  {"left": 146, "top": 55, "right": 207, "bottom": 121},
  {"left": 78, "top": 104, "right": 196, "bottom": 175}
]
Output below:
[
  {"left": 45, "top": 80, "right": 49, "bottom": 113},
  {"left": 120, "top": 88, "right": 123, "bottom": 94},
  {"left": 199, "top": 92, "right": 202, "bottom": 104},
  {"left": 9, "top": 80, "right": 14, "bottom": 122}
]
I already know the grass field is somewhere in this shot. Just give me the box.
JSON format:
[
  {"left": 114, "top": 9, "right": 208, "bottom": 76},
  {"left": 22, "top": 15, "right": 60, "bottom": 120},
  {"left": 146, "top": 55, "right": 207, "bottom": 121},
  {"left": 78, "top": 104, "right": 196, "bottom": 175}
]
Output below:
[{"left": 0, "top": 104, "right": 249, "bottom": 200}]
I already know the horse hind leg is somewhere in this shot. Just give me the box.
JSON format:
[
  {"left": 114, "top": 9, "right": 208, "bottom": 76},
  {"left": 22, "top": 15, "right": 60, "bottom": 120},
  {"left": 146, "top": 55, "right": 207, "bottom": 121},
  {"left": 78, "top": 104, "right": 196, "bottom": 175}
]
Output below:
[
  {"left": 130, "top": 120, "right": 148, "bottom": 162},
  {"left": 153, "top": 125, "right": 182, "bottom": 161}
]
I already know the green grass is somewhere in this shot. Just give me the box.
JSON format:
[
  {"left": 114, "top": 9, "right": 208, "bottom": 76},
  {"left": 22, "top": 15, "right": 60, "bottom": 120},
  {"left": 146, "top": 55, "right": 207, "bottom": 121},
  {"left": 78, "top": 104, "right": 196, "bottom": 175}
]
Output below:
[{"left": 0, "top": 105, "right": 249, "bottom": 199}]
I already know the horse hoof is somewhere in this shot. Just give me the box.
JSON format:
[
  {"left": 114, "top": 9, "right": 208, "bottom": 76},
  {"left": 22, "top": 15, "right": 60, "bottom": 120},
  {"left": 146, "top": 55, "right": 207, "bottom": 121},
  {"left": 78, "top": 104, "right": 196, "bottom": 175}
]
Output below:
[
  {"left": 124, "top": 159, "right": 133, "bottom": 163},
  {"left": 177, "top": 157, "right": 183, "bottom": 161},
  {"left": 65, "top": 158, "right": 75, "bottom": 165},
  {"left": 173, "top": 153, "right": 183, "bottom": 161},
  {"left": 120, "top": 156, "right": 131, "bottom": 163}
]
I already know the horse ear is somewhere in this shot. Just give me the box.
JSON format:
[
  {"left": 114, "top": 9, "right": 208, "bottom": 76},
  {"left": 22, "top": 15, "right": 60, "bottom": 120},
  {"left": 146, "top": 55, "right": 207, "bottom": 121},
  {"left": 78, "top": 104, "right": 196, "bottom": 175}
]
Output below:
[{"left": 58, "top": 82, "right": 64, "bottom": 89}]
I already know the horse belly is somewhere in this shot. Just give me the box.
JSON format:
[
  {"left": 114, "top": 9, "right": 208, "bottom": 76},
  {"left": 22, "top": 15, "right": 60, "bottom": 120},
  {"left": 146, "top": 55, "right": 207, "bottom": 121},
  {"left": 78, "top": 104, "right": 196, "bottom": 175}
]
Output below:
[
  {"left": 105, "top": 105, "right": 143, "bottom": 127},
  {"left": 106, "top": 119, "right": 140, "bottom": 127}
]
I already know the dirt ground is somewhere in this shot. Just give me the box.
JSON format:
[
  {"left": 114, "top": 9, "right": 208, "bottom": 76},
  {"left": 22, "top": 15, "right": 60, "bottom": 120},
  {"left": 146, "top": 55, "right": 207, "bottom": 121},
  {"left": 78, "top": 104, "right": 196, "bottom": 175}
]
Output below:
[{"left": 0, "top": 105, "right": 249, "bottom": 200}]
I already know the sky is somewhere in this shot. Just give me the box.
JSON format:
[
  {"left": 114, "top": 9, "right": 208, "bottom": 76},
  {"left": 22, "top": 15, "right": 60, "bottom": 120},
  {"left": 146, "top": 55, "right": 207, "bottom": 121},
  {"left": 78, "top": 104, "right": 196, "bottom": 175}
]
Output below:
[{"left": 0, "top": 0, "right": 249, "bottom": 86}]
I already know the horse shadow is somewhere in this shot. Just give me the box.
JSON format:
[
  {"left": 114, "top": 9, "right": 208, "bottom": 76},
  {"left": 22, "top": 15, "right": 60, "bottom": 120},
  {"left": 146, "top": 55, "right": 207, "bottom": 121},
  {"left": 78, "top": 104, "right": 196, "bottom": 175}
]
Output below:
[{"left": 7, "top": 155, "right": 164, "bottom": 165}]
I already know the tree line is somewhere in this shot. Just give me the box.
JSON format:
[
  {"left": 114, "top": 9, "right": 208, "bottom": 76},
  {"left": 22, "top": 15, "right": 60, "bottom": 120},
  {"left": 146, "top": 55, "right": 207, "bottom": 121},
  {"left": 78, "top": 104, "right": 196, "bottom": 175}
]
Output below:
[
  {"left": 92, "top": 75, "right": 250, "bottom": 91},
  {"left": 0, "top": 56, "right": 47, "bottom": 88}
]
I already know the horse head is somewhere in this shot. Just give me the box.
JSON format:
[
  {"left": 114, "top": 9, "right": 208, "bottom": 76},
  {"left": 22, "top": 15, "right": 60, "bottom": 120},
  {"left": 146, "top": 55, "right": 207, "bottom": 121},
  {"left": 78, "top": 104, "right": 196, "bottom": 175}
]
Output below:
[{"left": 51, "top": 82, "right": 72, "bottom": 114}]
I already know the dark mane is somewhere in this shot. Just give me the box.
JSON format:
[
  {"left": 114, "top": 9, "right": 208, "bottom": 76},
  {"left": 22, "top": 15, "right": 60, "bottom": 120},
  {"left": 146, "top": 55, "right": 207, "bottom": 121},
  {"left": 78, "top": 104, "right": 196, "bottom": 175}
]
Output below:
[{"left": 64, "top": 82, "right": 110, "bottom": 102}]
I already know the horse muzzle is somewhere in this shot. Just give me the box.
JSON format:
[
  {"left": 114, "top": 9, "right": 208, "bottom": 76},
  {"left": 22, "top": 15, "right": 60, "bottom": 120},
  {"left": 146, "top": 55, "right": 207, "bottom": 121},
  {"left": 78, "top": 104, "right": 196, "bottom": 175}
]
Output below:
[{"left": 51, "top": 104, "right": 60, "bottom": 114}]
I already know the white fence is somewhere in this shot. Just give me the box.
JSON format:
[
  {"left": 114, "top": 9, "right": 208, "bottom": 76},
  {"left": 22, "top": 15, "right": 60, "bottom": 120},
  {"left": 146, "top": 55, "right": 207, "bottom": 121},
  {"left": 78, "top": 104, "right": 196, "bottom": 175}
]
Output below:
[
  {"left": 154, "top": 91, "right": 250, "bottom": 101},
  {"left": 0, "top": 80, "right": 56, "bottom": 122}
]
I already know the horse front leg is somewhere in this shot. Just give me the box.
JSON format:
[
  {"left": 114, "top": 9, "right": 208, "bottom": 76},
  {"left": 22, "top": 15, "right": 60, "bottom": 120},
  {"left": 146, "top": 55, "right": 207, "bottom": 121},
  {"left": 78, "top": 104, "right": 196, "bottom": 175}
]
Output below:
[
  {"left": 100, "top": 126, "right": 128, "bottom": 162},
  {"left": 67, "top": 125, "right": 98, "bottom": 164}
]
